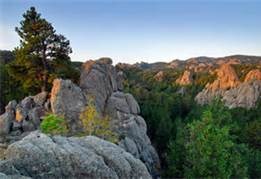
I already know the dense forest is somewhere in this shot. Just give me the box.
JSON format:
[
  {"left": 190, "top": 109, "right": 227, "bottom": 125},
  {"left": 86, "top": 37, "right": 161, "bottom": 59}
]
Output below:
[{"left": 117, "top": 66, "right": 261, "bottom": 178}]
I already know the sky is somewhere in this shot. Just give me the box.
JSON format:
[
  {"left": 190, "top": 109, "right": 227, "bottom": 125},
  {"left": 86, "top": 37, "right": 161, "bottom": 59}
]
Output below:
[{"left": 0, "top": 0, "right": 261, "bottom": 64}]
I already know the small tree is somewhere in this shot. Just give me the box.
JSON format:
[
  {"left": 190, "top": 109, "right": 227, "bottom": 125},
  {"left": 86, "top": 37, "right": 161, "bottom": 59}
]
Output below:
[{"left": 79, "top": 99, "right": 118, "bottom": 143}]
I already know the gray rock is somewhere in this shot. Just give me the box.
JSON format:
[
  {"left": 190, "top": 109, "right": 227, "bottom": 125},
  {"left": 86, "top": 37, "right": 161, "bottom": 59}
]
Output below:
[
  {"left": 20, "top": 97, "right": 34, "bottom": 111},
  {"left": 0, "top": 131, "right": 151, "bottom": 179},
  {"left": 80, "top": 59, "right": 119, "bottom": 113},
  {"left": 32, "top": 91, "right": 48, "bottom": 106},
  {"left": 50, "top": 79, "right": 86, "bottom": 132},
  {"left": 0, "top": 111, "right": 14, "bottom": 136},
  {"left": 21, "top": 120, "right": 35, "bottom": 132},
  {"left": 196, "top": 80, "right": 261, "bottom": 109}
]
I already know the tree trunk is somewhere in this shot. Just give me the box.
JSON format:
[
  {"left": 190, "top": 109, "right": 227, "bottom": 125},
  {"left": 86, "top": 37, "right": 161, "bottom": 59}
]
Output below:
[{"left": 41, "top": 46, "right": 48, "bottom": 92}]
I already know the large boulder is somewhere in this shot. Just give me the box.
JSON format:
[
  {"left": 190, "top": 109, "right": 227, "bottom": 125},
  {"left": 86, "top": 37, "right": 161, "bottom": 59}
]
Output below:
[
  {"left": 50, "top": 79, "right": 86, "bottom": 132},
  {"left": 0, "top": 131, "right": 151, "bottom": 179}
]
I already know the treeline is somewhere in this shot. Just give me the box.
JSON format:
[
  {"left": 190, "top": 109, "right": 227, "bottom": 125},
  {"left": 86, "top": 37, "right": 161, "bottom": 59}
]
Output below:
[{"left": 120, "top": 66, "right": 260, "bottom": 178}]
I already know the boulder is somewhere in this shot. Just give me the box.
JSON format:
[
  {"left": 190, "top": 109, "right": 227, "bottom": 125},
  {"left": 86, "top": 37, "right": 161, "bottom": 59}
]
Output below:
[
  {"left": 50, "top": 79, "right": 86, "bottom": 132},
  {"left": 0, "top": 131, "right": 151, "bottom": 179}
]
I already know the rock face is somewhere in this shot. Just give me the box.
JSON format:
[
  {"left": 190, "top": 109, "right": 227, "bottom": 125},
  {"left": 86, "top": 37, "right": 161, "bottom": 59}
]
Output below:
[
  {"left": 244, "top": 69, "right": 261, "bottom": 82},
  {"left": 0, "top": 93, "right": 47, "bottom": 143},
  {"left": 154, "top": 71, "right": 164, "bottom": 82},
  {"left": 80, "top": 58, "right": 120, "bottom": 113},
  {"left": 207, "top": 64, "right": 240, "bottom": 91},
  {"left": 0, "top": 131, "right": 151, "bottom": 179},
  {"left": 195, "top": 65, "right": 261, "bottom": 108},
  {"left": 176, "top": 70, "right": 194, "bottom": 85},
  {"left": 79, "top": 58, "right": 160, "bottom": 176},
  {"left": 222, "top": 80, "right": 261, "bottom": 108},
  {"left": 1, "top": 58, "right": 160, "bottom": 177},
  {"left": 50, "top": 79, "right": 86, "bottom": 132}
]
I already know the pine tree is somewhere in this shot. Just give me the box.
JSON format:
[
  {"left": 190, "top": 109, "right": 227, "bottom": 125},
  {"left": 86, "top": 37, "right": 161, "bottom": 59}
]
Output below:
[{"left": 8, "top": 7, "right": 74, "bottom": 93}]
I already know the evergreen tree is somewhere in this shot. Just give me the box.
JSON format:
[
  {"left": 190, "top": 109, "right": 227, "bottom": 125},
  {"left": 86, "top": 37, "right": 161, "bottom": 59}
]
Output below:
[{"left": 8, "top": 7, "right": 74, "bottom": 93}]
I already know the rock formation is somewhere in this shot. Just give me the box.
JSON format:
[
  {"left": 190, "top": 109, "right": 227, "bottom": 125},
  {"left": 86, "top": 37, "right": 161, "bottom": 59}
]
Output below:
[
  {"left": 206, "top": 63, "right": 240, "bottom": 91},
  {"left": 176, "top": 70, "right": 194, "bottom": 85},
  {"left": 0, "top": 58, "right": 160, "bottom": 177},
  {"left": 79, "top": 58, "right": 160, "bottom": 176},
  {"left": 154, "top": 71, "right": 164, "bottom": 81},
  {"left": 195, "top": 65, "right": 261, "bottom": 108},
  {"left": 50, "top": 79, "right": 86, "bottom": 132},
  {"left": 0, "top": 131, "right": 151, "bottom": 179},
  {"left": 244, "top": 69, "right": 261, "bottom": 82},
  {"left": 0, "top": 92, "right": 47, "bottom": 143}
]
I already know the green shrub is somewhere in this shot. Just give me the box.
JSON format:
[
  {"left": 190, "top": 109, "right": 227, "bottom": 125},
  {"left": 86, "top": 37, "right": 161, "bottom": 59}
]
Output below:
[{"left": 40, "top": 114, "right": 68, "bottom": 135}]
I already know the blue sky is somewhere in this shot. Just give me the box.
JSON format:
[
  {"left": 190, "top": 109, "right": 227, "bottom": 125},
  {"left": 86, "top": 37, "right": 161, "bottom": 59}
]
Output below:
[{"left": 0, "top": 0, "right": 261, "bottom": 64}]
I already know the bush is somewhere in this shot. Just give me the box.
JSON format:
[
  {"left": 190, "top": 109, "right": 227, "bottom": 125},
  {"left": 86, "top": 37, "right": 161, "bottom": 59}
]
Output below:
[
  {"left": 79, "top": 100, "right": 118, "bottom": 143},
  {"left": 40, "top": 114, "right": 68, "bottom": 135}
]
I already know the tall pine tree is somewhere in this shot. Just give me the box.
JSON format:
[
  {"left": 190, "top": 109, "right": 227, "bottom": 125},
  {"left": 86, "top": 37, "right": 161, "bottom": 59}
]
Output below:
[{"left": 9, "top": 7, "right": 77, "bottom": 93}]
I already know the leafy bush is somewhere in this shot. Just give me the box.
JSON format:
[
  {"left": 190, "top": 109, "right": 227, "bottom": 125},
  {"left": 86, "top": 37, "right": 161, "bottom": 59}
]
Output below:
[
  {"left": 79, "top": 100, "right": 118, "bottom": 143},
  {"left": 40, "top": 114, "right": 68, "bottom": 135}
]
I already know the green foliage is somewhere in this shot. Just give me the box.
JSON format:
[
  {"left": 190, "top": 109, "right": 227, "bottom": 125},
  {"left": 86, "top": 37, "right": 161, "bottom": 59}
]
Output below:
[
  {"left": 40, "top": 114, "right": 68, "bottom": 135},
  {"left": 8, "top": 6, "right": 79, "bottom": 93},
  {"left": 79, "top": 99, "right": 119, "bottom": 143},
  {"left": 121, "top": 66, "right": 260, "bottom": 177},
  {"left": 185, "top": 110, "right": 247, "bottom": 178}
]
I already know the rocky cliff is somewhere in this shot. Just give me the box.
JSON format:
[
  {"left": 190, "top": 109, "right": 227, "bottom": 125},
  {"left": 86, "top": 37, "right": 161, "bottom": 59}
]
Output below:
[
  {"left": 0, "top": 131, "right": 150, "bottom": 178},
  {"left": 195, "top": 65, "right": 261, "bottom": 108}
]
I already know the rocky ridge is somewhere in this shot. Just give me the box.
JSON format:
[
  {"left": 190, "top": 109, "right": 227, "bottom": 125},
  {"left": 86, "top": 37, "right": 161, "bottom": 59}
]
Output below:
[{"left": 195, "top": 65, "right": 261, "bottom": 108}]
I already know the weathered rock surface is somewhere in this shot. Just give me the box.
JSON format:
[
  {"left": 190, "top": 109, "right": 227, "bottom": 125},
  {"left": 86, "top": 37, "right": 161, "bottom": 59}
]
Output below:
[
  {"left": 207, "top": 63, "right": 240, "bottom": 91},
  {"left": 50, "top": 79, "right": 86, "bottom": 132},
  {"left": 80, "top": 58, "right": 120, "bottom": 113},
  {"left": 222, "top": 80, "right": 261, "bottom": 109},
  {"left": 0, "top": 131, "right": 151, "bottom": 179},
  {"left": 244, "top": 69, "right": 261, "bottom": 82},
  {"left": 79, "top": 59, "right": 160, "bottom": 176},
  {"left": 0, "top": 93, "right": 47, "bottom": 143},
  {"left": 1, "top": 58, "right": 160, "bottom": 177},
  {"left": 176, "top": 70, "right": 194, "bottom": 85},
  {"left": 195, "top": 64, "right": 261, "bottom": 108},
  {"left": 154, "top": 71, "right": 164, "bottom": 82}
]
